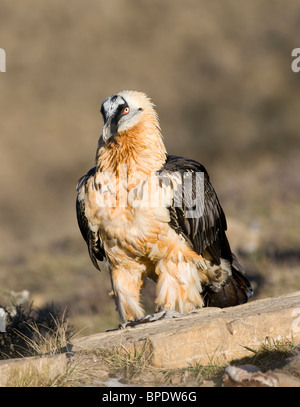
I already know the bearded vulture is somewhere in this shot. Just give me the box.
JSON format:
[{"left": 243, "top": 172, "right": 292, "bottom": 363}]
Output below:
[{"left": 76, "top": 90, "right": 252, "bottom": 324}]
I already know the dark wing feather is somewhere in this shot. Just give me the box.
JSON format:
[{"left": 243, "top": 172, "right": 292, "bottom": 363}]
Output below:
[
  {"left": 76, "top": 167, "right": 105, "bottom": 270},
  {"left": 159, "top": 155, "right": 252, "bottom": 306},
  {"left": 159, "top": 155, "right": 231, "bottom": 265}
]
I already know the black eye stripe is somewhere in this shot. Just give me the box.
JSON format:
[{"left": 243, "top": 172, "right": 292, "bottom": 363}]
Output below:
[
  {"left": 114, "top": 101, "right": 129, "bottom": 122},
  {"left": 108, "top": 100, "right": 129, "bottom": 136}
]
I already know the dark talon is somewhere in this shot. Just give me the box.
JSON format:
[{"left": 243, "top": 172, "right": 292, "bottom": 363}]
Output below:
[{"left": 118, "top": 309, "right": 196, "bottom": 329}]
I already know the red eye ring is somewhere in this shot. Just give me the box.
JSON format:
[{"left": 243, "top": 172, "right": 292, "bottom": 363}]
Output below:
[{"left": 123, "top": 107, "right": 130, "bottom": 115}]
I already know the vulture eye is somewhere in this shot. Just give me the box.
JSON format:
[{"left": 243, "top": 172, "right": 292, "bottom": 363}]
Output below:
[{"left": 123, "top": 107, "right": 130, "bottom": 115}]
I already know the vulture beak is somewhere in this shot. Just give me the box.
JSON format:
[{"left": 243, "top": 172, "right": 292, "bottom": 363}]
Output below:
[
  {"left": 102, "top": 117, "right": 115, "bottom": 143},
  {"left": 101, "top": 94, "right": 122, "bottom": 143}
]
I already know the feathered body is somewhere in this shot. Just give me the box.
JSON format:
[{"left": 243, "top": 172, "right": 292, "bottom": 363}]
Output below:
[{"left": 76, "top": 91, "right": 252, "bottom": 322}]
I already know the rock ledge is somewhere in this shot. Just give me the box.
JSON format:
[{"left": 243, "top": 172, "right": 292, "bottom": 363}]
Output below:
[
  {"left": 1, "top": 291, "right": 300, "bottom": 386},
  {"left": 72, "top": 291, "right": 300, "bottom": 368}
]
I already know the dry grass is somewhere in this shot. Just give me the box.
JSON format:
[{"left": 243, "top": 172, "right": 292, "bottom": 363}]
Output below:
[
  {"left": 67, "top": 336, "right": 295, "bottom": 386},
  {"left": 7, "top": 368, "right": 55, "bottom": 387},
  {"left": 240, "top": 336, "right": 295, "bottom": 369},
  {"left": 92, "top": 343, "right": 226, "bottom": 385},
  {"left": 95, "top": 341, "right": 152, "bottom": 380},
  {"left": 2, "top": 335, "right": 296, "bottom": 387},
  {"left": 13, "top": 310, "right": 71, "bottom": 357},
  {"left": 0, "top": 304, "right": 74, "bottom": 359}
]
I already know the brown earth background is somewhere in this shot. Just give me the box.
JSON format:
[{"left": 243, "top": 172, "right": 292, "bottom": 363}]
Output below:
[{"left": 0, "top": 0, "right": 300, "bottom": 334}]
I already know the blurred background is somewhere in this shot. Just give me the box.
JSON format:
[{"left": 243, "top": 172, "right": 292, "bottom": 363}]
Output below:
[{"left": 0, "top": 0, "right": 299, "bottom": 334}]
